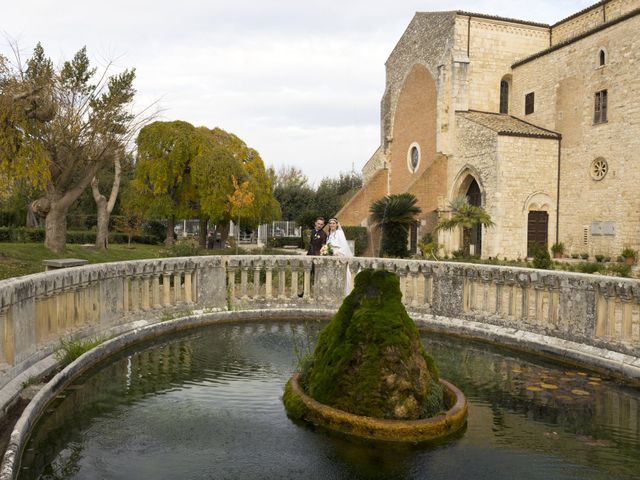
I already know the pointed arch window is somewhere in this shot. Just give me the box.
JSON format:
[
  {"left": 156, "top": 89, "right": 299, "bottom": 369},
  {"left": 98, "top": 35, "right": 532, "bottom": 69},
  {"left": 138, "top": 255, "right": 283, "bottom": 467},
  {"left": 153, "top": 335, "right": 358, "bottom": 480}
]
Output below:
[{"left": 599, "top": 49, "right": 606, "bottom": 66}]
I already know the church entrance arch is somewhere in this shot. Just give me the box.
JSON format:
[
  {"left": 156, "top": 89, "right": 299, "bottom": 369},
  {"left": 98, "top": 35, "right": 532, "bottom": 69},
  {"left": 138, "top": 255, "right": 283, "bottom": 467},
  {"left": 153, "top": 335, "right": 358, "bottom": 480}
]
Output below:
[{"left": 464, "top": 179, "right": 482, "bottom": 256}]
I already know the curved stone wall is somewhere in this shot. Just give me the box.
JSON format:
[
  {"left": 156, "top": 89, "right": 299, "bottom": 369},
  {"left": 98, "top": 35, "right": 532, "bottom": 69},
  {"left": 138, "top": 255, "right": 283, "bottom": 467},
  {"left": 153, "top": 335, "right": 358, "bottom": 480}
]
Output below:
[{"left": 1, "top": 255, "right": 640, "bottom": 407}]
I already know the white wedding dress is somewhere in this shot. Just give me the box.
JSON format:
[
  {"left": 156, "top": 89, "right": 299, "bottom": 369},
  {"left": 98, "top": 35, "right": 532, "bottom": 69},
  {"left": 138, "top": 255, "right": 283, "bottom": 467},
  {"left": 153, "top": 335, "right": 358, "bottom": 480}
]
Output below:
[{"left": 327, "top": 227, "right": 353, "bottom": 294}]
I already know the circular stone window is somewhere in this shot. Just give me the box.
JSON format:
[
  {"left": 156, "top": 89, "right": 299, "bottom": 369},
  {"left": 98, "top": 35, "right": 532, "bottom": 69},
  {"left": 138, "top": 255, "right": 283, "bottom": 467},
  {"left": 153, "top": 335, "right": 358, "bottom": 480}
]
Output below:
[
  {"left": 407, "top": 143, "right": 420, "bottom": 173},
  {"left": 590, "top": 157, "right": 608, "bottom": 181}
]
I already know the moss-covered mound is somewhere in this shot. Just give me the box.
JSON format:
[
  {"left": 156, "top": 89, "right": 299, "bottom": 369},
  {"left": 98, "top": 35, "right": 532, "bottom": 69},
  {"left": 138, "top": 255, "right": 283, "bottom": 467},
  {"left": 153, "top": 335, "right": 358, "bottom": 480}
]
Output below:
[{"left": 301, "top": 269, "right": 444, "bottom": 420}]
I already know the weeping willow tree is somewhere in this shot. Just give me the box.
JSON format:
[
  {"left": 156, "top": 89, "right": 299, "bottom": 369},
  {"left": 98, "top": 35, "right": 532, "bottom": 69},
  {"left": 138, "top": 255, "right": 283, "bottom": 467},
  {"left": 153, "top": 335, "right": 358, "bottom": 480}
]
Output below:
[{"left": 369, "top": 193, "right": 421, "bottom": 258}]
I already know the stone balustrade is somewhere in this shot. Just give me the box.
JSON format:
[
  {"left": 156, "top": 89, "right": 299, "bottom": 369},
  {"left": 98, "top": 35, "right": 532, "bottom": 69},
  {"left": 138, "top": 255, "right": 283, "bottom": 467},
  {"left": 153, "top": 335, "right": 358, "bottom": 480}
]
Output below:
[{"left": 1, "top": 256, "right": 640, "bottom": 393}]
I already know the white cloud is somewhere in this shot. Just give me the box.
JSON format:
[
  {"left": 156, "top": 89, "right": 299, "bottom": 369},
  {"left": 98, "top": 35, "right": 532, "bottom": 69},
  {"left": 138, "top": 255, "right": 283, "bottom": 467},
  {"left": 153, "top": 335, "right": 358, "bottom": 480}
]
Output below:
[{"left": 2, "top": 0, "right": 595, "bottom": 183}]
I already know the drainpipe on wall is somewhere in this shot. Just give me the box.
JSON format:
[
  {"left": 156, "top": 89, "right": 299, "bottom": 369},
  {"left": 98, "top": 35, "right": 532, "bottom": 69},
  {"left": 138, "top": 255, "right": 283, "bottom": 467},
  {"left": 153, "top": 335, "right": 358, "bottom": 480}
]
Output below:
[{"left": 555, "top": 137, "right": 562, "bottom": 244}]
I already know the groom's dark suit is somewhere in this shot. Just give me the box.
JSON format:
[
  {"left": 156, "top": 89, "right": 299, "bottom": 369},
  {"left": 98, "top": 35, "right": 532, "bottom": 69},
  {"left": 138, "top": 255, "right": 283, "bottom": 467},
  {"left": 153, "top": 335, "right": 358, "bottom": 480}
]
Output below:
[{"left": 307, "top": 228, "right": 327, "bottom": 256}]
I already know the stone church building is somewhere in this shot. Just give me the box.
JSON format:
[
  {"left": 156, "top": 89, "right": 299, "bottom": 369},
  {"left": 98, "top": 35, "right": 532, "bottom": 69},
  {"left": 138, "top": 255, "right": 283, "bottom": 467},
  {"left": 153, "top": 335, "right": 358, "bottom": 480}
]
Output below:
[{"left": 338, "top": 0, "right": 640, "bottom": 259}]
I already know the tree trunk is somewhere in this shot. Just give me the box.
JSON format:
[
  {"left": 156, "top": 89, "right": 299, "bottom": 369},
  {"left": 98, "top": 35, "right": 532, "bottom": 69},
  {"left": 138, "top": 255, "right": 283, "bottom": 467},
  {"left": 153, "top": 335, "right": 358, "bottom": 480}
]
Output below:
[
  {"left": 44, "top": 201, "right": 69, "bottom": 253},
  {"left": 92, "top": 157, "right": 122, "bottom": 250},
  {"left": 94, "top": 196, "right": 109, "bottom": 249},
  {"left": 219, "top": 222, "right": 230, "bottom": 248},
  {"left": 165, "top": 216, "right": 175, "bottom": 246},
  {"left": 198, "top": 216, "right": 209, "bottom": 249}
]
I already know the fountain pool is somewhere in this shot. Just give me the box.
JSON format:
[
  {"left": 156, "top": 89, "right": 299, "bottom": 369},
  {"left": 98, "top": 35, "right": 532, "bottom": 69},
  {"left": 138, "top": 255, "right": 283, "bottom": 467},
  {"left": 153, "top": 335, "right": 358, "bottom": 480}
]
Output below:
[{"left": 19, "top": 320, "right": 640, "bottom": 479}]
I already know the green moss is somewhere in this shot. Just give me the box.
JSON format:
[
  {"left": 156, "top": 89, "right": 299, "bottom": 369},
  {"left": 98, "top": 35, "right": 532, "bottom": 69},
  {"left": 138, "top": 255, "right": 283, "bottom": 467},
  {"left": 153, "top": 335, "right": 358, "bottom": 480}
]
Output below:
[
  {"left": 304, "top": 269, "right": 444, "bottom": 420},
  {"left": 283, "top": 380, "right": 308, "bottom": 420}
]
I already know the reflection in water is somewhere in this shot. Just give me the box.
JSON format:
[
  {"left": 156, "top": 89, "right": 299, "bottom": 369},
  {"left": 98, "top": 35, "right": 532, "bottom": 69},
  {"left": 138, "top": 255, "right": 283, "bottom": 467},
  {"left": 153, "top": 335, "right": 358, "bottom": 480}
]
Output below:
[{"left": 20, "top": 321, "right": 640, "bottom": 480}]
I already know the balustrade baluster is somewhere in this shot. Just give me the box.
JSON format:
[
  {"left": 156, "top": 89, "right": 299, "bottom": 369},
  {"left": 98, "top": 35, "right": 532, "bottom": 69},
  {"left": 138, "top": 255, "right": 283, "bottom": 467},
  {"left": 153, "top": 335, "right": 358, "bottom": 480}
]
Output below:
[
  {"left": 152, "top": 275, "right": 161, "bottom": 309},
  {"left": 184, "top": 270, "right": 194, "bottom": 303},
  {"left": 253, "top": 261, "right": 262, "bottom": 299},
  {"left": 241, "top": 263, "right": 249, "bottom": 299},
  {"left": 173, "top": 271, "right": 182, "bottom": 304},
  {"left": 131, "top": 277, "right": 140, "bottom": 311},
  {"left": 303, "top": 262, "right": 312, "bottom": 298},
  {"left": 265, "top": 261, "right": 273, "bottom": 299},
  {"left": 123, "top": 278, "right": 130, "bottom": 312},
  {"left": 0, "top": 307, "right": 13, "bottom": 365},
  {"left": 606, "top": 297, "right": 616, "bottom": 338},
  {"left": 290, "top": 262, "right": 299, "bottom": 299},
  {"left": 277, "top": 260, "right": 286, "bottom": 299},
  {"left": 622, "top": 301, "right": 633, "bottom": 340},
  {"left": 595, "top": 292, "right": 607, "bottom": 338},
  {"left": 227, "top": 263, "right": 237, "bottom": 304},
  {"left": 142, "top": 276, "right": 151, "bottom": 310},
  {"left": 163, "top": 272, "right": 172, "bottom": 306}
]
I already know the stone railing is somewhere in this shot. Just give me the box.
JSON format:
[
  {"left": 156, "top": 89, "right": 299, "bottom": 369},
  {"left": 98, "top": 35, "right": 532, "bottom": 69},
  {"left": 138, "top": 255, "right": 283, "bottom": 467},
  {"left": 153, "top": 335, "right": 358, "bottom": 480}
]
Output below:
[{"left": 1, "top": 256, "right": 640, "bottom": 393}]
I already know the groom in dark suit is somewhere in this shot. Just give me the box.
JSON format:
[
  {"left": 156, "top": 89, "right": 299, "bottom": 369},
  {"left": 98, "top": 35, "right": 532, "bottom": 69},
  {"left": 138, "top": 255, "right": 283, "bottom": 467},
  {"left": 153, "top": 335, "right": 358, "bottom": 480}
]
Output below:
[
  {"left": 307, "top": 217, "right": 327, "bottom": 256},
  {"left": 299, "top": 217, "right": 326, "bottom": 297}
]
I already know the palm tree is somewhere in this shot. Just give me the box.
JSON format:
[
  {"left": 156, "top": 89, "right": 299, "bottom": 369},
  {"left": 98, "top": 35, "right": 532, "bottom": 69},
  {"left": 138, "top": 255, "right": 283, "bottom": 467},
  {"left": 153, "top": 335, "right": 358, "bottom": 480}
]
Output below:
[
  {"left": 370, "top": 193, "right": 421, "bottom": 258},
  {"left": 436, "top": 196, "right": 494, "bottom": 255}
]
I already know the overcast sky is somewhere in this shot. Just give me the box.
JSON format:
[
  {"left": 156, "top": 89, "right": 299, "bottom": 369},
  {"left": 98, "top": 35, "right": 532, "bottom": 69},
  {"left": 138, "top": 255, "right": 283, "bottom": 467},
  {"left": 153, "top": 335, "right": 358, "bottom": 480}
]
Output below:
[{"left": 2, "top": 0, "right": 594, "bottom": 185}]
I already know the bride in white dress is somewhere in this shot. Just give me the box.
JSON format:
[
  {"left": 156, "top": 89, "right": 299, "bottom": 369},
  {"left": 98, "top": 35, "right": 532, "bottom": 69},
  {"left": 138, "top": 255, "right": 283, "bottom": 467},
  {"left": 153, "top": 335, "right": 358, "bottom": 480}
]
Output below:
[{"left": 326, "top": 218, "right": 353, "bottom": 294}]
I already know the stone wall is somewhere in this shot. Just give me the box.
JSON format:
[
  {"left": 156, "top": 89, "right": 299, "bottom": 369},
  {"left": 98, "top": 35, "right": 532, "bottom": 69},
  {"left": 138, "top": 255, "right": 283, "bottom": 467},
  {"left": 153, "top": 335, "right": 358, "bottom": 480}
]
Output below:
[
  {"left": 512, "top": 13, "right": 640, "bottom": 257},
  {"left": 551, "top": 0, "right": 640, "bottom": 45},
  {"left": 454, "top": 15, "right": 549, "bottom": 114},
  {"left": 388, "top": 64, "right": 438, "bottom": 194},
  {"left": 2, "top": 257, "right": 640, "bottom": 398}
]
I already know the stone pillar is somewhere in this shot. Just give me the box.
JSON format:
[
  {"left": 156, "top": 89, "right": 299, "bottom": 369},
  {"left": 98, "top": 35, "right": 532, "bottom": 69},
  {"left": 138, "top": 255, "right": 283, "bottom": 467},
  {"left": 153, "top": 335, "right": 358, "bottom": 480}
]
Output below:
[
  {"left": 277, "top": 259, "right": 287, "bottom": 299},
  {"left": 265, "top": 260, "right": 273, "bottom": 299},
  {"left": 163, "top": 271, "right": 172, "bottom": 306},
  {"left": 142, "top": 276, "right": 151, "bottom": 311},
  {"left": 241, "top": 263, "right": 249, "bottom": 299},
  {"left": 0, "top": 306, "right": 13, "bottom": 366},
  {"left": 184, "top": 270, "right": 193, "bottom": 304},
  {"left": 131, "top": 276, "right": 140, "bottom": 312},
  {"left": 173, "top": 271, "right": 182, "bottom": 304},
  {"left": 152, "top": 275, "right": 161, "bottom": 309},
  {"left": 123, "top": 278, "right": 130, "bottom": 312},
  {"left": 253, "top": 261, "right": 262, "bottom": 299}
]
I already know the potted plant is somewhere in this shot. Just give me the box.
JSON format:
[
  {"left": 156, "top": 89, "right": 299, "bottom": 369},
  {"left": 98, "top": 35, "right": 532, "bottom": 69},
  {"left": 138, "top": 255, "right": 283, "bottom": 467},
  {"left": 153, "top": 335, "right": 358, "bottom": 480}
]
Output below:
[
  {"left": 621, "top": 247, "right": 637, "bottom": 266},
  {"left": 551, "top": 242, "right": 564, "bottom": 259}
]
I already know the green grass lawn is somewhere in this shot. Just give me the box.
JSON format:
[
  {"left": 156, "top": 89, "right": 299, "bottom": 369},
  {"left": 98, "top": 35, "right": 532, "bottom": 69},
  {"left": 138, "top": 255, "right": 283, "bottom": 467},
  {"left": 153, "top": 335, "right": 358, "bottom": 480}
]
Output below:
[{"left": 0, "top": 243, "right": 165, "bottom": 280}]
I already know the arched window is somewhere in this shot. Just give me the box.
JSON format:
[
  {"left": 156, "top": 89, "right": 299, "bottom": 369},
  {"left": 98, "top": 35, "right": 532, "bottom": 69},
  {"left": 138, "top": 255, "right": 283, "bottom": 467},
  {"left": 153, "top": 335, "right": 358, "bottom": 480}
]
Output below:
[
  {"left": 599, "top": 49, "right": 606, "bottom": 66},
  {"left": 499, "top": 80, "right": 509, "bottom": 114}
]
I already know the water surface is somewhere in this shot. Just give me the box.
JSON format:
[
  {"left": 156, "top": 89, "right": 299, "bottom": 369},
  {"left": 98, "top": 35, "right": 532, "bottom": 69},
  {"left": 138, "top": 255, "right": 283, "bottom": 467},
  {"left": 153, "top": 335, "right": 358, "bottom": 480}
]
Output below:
[{"left": 21, "top": 321, "right": 640, "bottom": 479}]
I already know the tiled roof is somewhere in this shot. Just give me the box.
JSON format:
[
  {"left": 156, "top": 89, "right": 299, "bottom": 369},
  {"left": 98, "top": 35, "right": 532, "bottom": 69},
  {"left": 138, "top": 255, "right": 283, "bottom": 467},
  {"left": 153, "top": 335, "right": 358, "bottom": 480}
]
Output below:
[{"left": 457, "top": 110, "right": 561, "bottom": 139}]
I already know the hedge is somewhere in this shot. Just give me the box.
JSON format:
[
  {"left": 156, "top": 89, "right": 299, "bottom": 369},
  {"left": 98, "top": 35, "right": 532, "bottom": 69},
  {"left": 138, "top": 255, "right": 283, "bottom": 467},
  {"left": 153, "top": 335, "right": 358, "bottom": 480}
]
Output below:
[
  {"left": 0, "top": 227, "right": 159, "bottom": 245},
  {"left": 269, "top": 236, "right": 303, "bottom": 248}
]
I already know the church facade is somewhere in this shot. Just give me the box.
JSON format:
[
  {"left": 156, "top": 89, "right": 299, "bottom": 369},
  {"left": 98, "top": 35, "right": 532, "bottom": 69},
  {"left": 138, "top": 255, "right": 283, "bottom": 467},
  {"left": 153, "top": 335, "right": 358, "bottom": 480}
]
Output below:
[{"left": 338, "top": 0, "right": 640, "bottom": 259}]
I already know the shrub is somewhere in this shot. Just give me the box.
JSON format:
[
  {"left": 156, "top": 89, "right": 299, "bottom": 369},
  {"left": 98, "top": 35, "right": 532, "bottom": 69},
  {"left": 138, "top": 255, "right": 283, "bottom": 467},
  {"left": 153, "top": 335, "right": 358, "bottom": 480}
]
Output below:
[
  {"left": 531, "top": 243, "right": 552, "bottom": 270},
  {"left": 342, "top": 226, "right": 368, "bottom": 256},
  {"left": 606, "top": 263, "right": 631, "bottom": 277},
  {"left": 162, "top": 237, "right": 202, "bottom": 257},
  {"left": 269, "top": 236, "right": 303, "bottom": 248},
  {"left": 551, "top": 242, "right": 564, "bottom": 255},
  {"left": 580, "top": 253, "right": 589, "bottom": 260},
  {"left": 621, "top": 247, "right": 637, "bottom": 259},
  {"left": 595, "top": 254, "right": 605, "bottom": 263}
]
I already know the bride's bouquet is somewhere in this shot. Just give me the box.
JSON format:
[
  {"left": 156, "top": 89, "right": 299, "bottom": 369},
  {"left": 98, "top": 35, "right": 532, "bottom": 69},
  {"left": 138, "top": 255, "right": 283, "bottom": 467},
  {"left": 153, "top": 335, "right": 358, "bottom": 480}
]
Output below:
[{"left": 320, "top": 244, "right": 334, "bottom": 256}]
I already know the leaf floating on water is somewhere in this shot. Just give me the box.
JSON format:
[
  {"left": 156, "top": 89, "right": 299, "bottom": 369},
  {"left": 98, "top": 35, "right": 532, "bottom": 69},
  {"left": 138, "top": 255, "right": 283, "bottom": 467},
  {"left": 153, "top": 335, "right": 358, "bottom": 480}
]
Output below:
[
  {"left": 512, "top": 368, "right": 522, "bottom": 373},
  {"left": 576, "top": 372, "right": 588, "bottom": 377},
  {"left": 588, "top": 381, "right": 601, "bottom": 386},
  {"left": 564, "top": 372, "right": 577, "bottom": 377},
  {"left": 541, "top": 383, "right": 559, "bottom": 389},
  {"left": 571, "top": 389, "right": 590, "bottom": 396},
  {"left": 527, "top": 386, "right": 543, "bottom": 392},
  {"left": 588, "top": 377, "right": 601, "bottom": 382},
  {"left": 555, "top": 395, "right": 573, "bottom": 402}
]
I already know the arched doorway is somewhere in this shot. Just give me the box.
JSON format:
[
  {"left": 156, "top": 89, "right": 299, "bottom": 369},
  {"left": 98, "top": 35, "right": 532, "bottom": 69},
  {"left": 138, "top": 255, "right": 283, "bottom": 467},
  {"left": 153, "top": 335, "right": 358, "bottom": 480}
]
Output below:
[
  {"left": 464, "top": 179, "right": 482, "bottom": 256},
  {"left": 527, "top": 211, "right": 549, "bottom": 257}
]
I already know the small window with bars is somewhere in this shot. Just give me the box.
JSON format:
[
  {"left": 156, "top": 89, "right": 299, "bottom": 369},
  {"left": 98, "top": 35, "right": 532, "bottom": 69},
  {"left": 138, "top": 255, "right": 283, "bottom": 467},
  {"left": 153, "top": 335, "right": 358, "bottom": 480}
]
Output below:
[
  {"left": 594, "top": 90, "right": 607, "bottom": 124},
  {"left": 525, "top": 92, "right": 534, "bottom": 115}
]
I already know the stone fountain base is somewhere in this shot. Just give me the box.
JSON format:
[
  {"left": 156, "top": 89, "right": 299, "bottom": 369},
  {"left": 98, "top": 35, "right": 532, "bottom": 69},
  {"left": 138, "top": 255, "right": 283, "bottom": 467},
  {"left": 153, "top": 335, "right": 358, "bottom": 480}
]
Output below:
[{"left": 284, "top": 373, "right": 468, "bottom": 443}]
